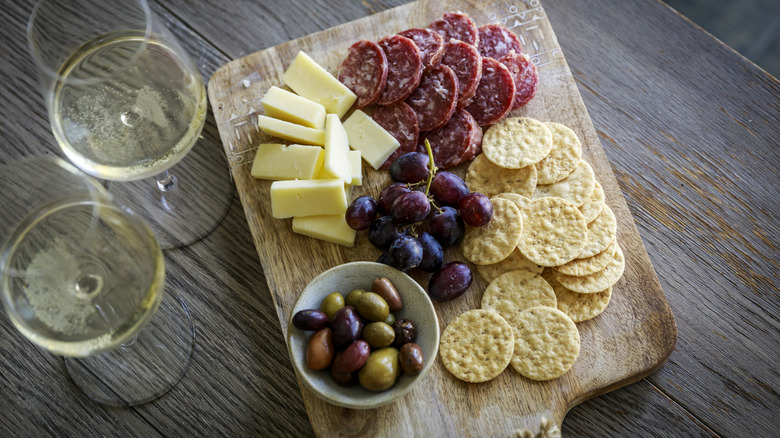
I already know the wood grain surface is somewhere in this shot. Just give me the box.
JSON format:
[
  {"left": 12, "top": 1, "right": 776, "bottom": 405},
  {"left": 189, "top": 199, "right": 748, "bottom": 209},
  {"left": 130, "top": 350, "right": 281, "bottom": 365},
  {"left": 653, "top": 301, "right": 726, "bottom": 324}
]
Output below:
[
  {"left": 0, "top": 0, "right": 777, "bottom": 437},
  {"left": 207, "top": 0, "right": 677, "bottom": 435}
]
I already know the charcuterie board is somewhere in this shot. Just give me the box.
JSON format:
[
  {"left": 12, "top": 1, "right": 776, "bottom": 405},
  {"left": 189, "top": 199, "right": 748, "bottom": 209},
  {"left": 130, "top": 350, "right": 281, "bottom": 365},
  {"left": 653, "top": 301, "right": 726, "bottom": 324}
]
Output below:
[{"left": 207, "top": 0, "right": 677, "bottom": 435}]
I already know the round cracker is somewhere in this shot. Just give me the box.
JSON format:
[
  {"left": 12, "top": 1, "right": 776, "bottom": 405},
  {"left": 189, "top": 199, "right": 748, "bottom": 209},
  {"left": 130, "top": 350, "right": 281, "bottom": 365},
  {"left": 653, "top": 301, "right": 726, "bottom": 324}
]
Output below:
[
  {"left": 535, "top": 122, "right": 582, "bottom": 185},
  {"left": 555, "top": 239, "right": 617, "bottom": 277},
  {"left": 543, "top": 269, "right": 612, "bottom": 323},
  {"left": 482, "top": 117, "right": 553, "bottom": 169},
  {"left": 555, "top": 244, "right": 625, "bottom": 293},
  {"left": 533, "top": 160, "right": 596, "bottom": 207},
  {"left": 516, "top": 197, "right": 588, "bottom": 267},
  {"left": 579, "top": 180, "right": 605, "bottom": 224},
  {"left": 439, "top": 309, "right": 514, "bottom": 383},
  {"left": 465, "top": 153, "right": 537, "bottom": 198},
  {"left": 492, "top": 193, "right": 532, "bottom": 212},
  {"left": 578, "top": 204, "right": 617, "bottom": 258},
  {"left": 509, "top": 306, "right": 580, "bottom": 381},
  {"left": 476, "top": 247, "right": 543, "bottom": 283},
  {"left": 461, "top": 198, "right": 523, "bottom": 265},
  {"left": 481, "top": 270, "right": 556, "bottom": 324}
]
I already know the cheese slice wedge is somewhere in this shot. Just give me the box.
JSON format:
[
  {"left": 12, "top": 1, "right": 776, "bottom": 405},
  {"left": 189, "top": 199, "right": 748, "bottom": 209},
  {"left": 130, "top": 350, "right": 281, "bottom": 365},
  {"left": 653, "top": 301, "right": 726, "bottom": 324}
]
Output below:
[
  {"left": 346, "top": 150, "right": 362, "bottom": 186},
  {"left": 270, "top": 179, "right": 347, "bottom": 218},
  {"left": 258, "top": 115, "right": 325, "bottom": 146},
  {"left": 283, "top": 51, "right": 357, "bottom": 118},
  {"left": 292, "top": 214, "right": 356, "bottom": 247},
  {"left": 261, "top": 86, "right": 326, "bottom": 130},
  {"left": 319, "top": 114, "right": 352, "bottom": 184},
  {"left": 250, "top": 143, "right": 323, "bottom": 180},
  {"left": 342, "top": 110, "right": 400, "bottom": 170}
]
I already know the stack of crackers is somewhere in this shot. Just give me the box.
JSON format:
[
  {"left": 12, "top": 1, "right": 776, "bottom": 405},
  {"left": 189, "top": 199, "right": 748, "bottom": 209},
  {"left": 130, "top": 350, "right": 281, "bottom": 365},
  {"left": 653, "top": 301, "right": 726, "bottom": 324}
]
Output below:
[{"left": 440, "top": 117, "right": 625, "bottom": 383}]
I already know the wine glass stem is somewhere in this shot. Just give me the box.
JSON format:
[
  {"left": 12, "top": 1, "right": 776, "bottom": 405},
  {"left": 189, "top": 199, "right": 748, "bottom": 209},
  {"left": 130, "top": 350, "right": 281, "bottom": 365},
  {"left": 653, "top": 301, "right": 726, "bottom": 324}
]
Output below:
[{"left": 156, "top": 171, "right": 178, "bottom": 192}]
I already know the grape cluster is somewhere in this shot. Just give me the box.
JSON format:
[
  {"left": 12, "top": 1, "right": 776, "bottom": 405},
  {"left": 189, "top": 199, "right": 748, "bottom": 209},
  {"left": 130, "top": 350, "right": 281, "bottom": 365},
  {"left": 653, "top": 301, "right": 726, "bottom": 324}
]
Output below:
[{"left": 345, "top": 143, "right": 493, "bottom": 301}]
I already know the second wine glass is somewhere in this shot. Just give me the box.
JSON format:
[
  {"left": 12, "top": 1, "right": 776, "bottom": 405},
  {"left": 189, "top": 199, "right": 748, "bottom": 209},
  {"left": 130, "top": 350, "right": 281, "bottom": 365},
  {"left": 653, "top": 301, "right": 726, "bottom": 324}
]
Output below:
[{"left": 27, "top": 0, "right": 233, "bottom": 249}]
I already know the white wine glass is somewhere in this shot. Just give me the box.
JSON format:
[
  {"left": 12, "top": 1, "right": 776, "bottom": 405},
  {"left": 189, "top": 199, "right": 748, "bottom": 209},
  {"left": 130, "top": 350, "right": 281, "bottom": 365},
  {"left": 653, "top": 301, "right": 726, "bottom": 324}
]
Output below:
[
  {"left": 27, "top": 0, "right": 233, "bottom": 249},
  {"left": 0, "top": 155, "right": 194, "bottom": 406}
]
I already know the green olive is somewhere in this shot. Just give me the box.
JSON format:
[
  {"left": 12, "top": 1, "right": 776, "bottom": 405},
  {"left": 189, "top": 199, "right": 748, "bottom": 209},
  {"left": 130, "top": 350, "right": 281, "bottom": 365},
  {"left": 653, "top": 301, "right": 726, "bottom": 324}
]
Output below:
[
  {"left": 319, "top": 292, "right": 345, "bottom": 321},
  {"left": 354, "top": 292, "right": 390, "bottom": 322},
  {"left": 344, "top": 289, "right": 367, "bottom": 308},
  {"left": 358, "top": 347, "right": 400, "bottom": 392},
  {"left": 383, "top": 312, "right": 396, "bottom": 326},
  {"left": 362, "top": 321, "right": 395, "bottom": 349}
]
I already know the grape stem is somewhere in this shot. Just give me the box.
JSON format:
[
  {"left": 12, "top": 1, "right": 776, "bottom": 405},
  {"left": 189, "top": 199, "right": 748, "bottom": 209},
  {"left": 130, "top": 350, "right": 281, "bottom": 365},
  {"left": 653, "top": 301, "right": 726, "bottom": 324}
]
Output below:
[{"left": 423, "top": 138, "right": 438, "bottom": 196}]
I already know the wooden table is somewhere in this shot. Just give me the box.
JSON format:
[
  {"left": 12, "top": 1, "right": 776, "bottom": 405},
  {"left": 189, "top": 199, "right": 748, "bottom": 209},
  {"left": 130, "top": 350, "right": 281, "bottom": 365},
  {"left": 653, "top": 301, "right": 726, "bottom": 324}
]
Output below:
[{"left": 1, "top": 0, "right": 777, "bottom": 436}]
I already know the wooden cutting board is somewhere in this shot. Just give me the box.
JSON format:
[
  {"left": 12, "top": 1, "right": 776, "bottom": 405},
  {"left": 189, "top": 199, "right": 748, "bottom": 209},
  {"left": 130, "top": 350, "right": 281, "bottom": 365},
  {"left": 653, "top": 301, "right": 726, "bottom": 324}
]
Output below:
[{"left": 207, "top": 0, "right": 677, "bottom": 435}]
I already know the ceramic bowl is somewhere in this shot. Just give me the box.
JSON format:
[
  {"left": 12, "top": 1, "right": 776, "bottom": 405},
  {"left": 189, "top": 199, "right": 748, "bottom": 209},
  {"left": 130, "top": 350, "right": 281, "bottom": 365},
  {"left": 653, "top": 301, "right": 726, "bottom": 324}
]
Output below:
[{"left": 287, "top": 262, "right": 439, "bottom": 410}]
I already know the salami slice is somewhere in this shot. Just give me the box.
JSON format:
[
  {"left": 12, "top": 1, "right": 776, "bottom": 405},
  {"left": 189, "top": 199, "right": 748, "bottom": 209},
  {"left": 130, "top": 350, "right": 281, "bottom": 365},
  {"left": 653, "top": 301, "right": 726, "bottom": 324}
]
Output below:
[
  {"left": 372, "top": 102, "right": 420, "bottom": 170},
  {"left": 338, "top": 40, "right": 388, "bottom": 108},
  {"left": 429, "top": 11, "right": 479, "bottom": 46},
  {"left": 465, "top": 57, "right": 516, "bottom": 126},
  {"left": 440, "top": 40, "right": 482, "bottom": 108},
  {"left": 406, "top": 64, "right": 459, "bottom": 132},
  {"left": 420, "top": 109, "right": 482, "bottom": 169},
  {"left": 477, "top": 24, "right": 523, "bottom": 60},
  {"left": 499, "top": 50, "right": 539, "bottom": 109},
  {"left": 397, "top": 28, "right": 444, "bottom": 69},
  {"left": 377, "top": 35, "right": 423, "bottom": 105}
]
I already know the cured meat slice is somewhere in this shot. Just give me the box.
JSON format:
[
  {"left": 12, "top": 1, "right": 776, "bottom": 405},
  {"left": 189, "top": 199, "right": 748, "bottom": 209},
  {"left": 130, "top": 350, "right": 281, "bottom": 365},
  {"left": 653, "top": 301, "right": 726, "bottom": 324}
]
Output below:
[
  {"left": 499, "top": 50, "right": 539, "bottom": 109},
  {"left": 465, "top": 57, "right": 516, "bottom": 126},
  {"left": 397, "top": 28, "right": 445, "bottom": 69},
  {"left": 477, "top": 24, "right": 523, "bottom": 60},
  {"left": 377, "top": 35, "right": 423, "bottom": 105},
  {"left": 406, "top": 64, "right": 459, "bottom": 132},
  {"left": 420, "top": 109, "right": 482, "bottom": 169},
  {"left": 429, "top": 11, "right": 479, "bottom": 46},
  {"left": 338, "top": 40, "right": 388, "bottom": 108},
  {"left": 372, "top": 102, "right": 420, "bottom": 170},
  {"left": 440, "top": 40, "right": 482, "bottom": 108}
]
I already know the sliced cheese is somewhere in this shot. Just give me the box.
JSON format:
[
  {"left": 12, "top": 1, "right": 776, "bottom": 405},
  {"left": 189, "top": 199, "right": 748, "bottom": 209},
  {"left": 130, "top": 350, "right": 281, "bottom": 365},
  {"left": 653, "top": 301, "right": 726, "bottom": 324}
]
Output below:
[
  {"left": 342, "top": 110, "right": 400, "bottom": 170},
  {"left": 282, "top": 51, "right": 357, "bottom": 118},
  {"left": 250, "top": 143, "right": 323, "bottom": 180},
  {"left": 258, "top": 115, "right": 325, "bottom": 146},
  {"left": 261, "top": 86, "right": 326, "bottom": 130},
  {"left": 319, "top": 114, "right": 351, "bottom": 183},
  {"left": 347, "top": 150, "right": 362, "bottom": 186},
  {"left": 270, "top": 179, "right": 347, "bottom": 218},
  {"left": 292, "top": 214, "right": 357, "bottom": 247}
]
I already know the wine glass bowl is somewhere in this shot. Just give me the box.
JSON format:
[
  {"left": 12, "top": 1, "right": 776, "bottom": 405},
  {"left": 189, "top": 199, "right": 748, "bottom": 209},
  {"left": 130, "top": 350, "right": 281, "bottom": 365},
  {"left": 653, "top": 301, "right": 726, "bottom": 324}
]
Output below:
[
  {"left": 0, "top": 155, "right": 193, "bottom": 406},
  {"left": 27, "top": 0, "right": 232, "bottom": 249}
]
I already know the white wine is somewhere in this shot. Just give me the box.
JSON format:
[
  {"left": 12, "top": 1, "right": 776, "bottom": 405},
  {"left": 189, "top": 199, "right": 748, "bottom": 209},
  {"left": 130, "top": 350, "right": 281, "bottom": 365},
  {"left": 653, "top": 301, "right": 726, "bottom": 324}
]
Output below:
[
  {"left": 1, "top": 198, "right": 165, "bottom": 357},
  {"left": 50, "top": 31, "right": 207, "bottom": 181}
]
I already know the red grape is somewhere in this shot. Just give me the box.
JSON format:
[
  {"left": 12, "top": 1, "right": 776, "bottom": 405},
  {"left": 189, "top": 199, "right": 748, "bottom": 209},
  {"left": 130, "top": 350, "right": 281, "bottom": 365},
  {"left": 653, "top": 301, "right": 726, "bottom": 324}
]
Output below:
[
  {"left": 345, "top": 196, "right": 377, "bottom": 230},
  {"left": 417, "top": 232, "right": 443, "bottom": 272},
  {"left": 368, "top": 216, "right": 407, "bottom": 249},
  {"left": 429, "top": 206, "right": 465, "bottom": 246},
  {"left": 387, "top": 236, "right": 423, "bottom": 271},
  {"left": 377, "top": 183, "right": 411, "bottom": 215},
  {"left": 458, "top": 193, "right": 493, "bottom": 227},
  {"left": 427, "top": 261, "right": 473, "bottom": 301},
  {"left": 390, "top": 152, "right": 430, "bottom": 184},
  {"left": 391, "top": 191, "right": 431, "bottom": 225},
  {"left": 430, "top": 171, "right": 469, "bottom": 206}
]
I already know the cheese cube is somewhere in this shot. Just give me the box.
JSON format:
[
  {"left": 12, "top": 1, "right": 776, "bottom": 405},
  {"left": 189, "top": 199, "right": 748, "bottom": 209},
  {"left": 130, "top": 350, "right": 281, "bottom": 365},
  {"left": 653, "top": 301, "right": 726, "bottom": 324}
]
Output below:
[
  {"left": 283, "top": 51, "right": 357, "bottom": 118},
  {"left": 261, "top": 86, "right": 326, "bottom": 130},
  {"left": 319, "top": 114, "right": 351, "bottom": 184},
  {"left": 250, "top": 143, "right": 323, "bottom": 180},
  {"left": 270, "top": 179, "right": 347, "bottom": 218},
  {"left": 342, "top": 110, "right": 400, "bottom": 170},
  {"left": 258, "top": 115, "right": 325, "bottom": 146},
  {"left": 347, "top": 150, "right": 362, "bottom": 186},
  {"left": 292, "top": 215, "right": 357, "bottom": 247}
]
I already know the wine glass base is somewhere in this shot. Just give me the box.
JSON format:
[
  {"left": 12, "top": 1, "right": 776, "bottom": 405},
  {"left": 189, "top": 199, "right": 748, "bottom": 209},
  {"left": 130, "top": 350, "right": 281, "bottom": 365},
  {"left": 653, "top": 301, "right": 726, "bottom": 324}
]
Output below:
[
  {"left": 108, "top": 137, "right": 234, "bottom": 249},
  {"left": 64, "top": 289, "right": 195, "bottom": 407}
]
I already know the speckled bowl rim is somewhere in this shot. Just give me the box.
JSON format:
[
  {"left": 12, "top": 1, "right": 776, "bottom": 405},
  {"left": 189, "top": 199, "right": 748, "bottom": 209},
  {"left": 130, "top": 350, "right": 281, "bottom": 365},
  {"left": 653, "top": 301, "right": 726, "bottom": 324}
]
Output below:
[{"left": 286, "top": 262, "right": 440, "bottom": 410}]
